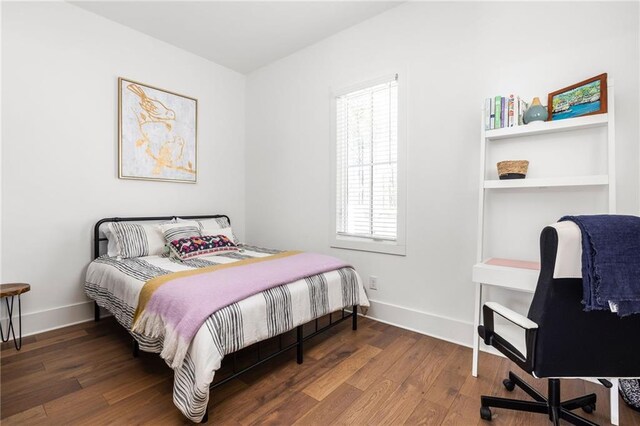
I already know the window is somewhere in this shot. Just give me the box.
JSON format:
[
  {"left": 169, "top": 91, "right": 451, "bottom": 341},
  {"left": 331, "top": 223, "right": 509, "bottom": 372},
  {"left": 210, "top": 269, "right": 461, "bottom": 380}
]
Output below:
[{"left": 331, "top": 74, "right": 405, "bottom": 255}]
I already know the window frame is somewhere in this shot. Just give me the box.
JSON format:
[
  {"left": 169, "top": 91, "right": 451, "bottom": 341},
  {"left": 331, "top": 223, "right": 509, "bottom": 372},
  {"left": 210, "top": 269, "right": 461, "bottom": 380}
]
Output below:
[{"left": 329, "top": 72, "right": 407, "bottom": 256}]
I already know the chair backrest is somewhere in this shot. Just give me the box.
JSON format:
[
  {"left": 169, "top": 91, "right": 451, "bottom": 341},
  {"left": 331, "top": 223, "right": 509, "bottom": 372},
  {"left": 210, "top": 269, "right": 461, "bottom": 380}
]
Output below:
[{"left": 527, "top": 226, "right": 640, "bottom": 378}]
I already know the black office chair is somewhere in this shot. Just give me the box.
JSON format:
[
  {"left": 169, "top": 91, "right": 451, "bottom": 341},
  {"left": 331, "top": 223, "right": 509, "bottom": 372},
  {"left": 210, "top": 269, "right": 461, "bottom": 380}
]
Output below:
[{"left": 478, "top": 225, "right": 640, "bottom": 425}]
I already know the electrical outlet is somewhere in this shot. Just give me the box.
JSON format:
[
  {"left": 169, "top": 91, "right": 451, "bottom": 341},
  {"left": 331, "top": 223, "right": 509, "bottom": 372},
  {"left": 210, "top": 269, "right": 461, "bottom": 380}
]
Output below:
[{"left": 369, "top": 275, "right": 378, "bottom": 290}]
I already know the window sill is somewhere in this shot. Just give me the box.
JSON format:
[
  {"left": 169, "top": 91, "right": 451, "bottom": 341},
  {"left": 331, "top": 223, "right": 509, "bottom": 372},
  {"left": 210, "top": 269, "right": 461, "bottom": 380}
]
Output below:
[{"left": 330, "top": 236, "right": 406, "bottom": 256}]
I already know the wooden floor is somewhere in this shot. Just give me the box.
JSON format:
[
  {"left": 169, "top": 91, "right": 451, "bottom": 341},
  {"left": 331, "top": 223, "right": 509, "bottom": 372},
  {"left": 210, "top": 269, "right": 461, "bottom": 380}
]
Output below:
[{"left": 1, "top": 316, "right": 638, "bottom": 425}]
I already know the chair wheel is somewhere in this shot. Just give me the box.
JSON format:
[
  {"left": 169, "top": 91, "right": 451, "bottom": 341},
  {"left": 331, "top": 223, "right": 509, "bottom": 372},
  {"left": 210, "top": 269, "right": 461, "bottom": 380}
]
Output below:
[
  {"left": 480, "top": 406, "right": 492, "bottom": 421},
  {"left": 503, "top": 379, "right": 515, "bottom": 392},
  {"left": 582, "top": 403, "right": 596, "bottom": 414}
]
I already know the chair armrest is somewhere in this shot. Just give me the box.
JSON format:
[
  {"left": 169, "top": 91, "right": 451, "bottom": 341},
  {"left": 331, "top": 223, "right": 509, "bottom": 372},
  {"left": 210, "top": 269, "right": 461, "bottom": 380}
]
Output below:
[
  {"left": 479, "top": 302, "right": 538, "bottom": 373},
  {"left": 485, "top": 302, "right": 538, "bottom": 330}
]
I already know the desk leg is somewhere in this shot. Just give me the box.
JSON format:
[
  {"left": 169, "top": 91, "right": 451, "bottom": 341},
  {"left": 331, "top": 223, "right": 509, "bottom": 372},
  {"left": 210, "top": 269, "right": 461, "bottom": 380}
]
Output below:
[
  {"left": 610, "top": 378, "right": 619, "bottom": 426},
  {"left": 472, "top": 282, "right": 483, "bottom": 377}
]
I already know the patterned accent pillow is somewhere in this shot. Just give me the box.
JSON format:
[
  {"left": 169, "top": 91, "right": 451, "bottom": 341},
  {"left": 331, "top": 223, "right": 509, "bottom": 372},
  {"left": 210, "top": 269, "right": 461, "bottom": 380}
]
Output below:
[
  {"left": 107, "top": 222, "right": 168, "bottom": 258},
  {"left": 158, "top": 221, "right": 202, "bottom": 244},
  {"left": 168, "top": 235, "right": 238, "bottom": 260}
]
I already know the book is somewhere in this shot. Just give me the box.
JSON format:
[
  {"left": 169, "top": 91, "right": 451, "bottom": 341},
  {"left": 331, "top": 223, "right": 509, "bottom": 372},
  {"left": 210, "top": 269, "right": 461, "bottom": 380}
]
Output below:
[
  {"left": 507, "top": 94, "right": 515, "bottom": 127},
  {"left": 489, "top": 98, "right": 496, "bottom": 129},
  {"left": 485, "top": 98, "right": 491, "bottom": 130},
  {"left": 485, "top": 94, "right": 528, "bottom": 128},
  {"left": 518, "top": 98, "right": 529, "bottom": 125}
]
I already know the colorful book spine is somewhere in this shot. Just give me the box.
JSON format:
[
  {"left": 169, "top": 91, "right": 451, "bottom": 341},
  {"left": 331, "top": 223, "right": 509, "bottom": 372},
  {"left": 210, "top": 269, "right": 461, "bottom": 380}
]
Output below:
[
  {"left": 489, "top": 98, "right": 495, "bottom": 129},
  {"left": 487, "top": 94, "right": 528, "bottom": 129},
  {"left": 508, "top": 94, "right": 515, "bottom": 127}
]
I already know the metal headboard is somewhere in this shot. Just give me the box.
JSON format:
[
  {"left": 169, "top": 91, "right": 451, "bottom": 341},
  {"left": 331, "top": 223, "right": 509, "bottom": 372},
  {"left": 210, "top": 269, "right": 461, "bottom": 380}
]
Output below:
[{"left": 93, "top": 215, "right": 231, "bottom": 259}]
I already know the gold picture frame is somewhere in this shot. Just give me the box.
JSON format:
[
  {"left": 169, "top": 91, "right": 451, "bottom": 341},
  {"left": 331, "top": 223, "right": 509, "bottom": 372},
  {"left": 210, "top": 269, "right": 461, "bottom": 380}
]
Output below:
[{"left": 118, "top": 77, "right": 198, "bottom": 183}]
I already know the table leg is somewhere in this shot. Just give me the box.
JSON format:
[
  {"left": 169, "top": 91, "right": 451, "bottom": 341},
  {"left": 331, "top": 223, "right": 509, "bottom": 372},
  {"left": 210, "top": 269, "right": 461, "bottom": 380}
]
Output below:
[
  {"left": 0, "top": 298, "right": 5, "bottom": 342},
  {"left": 1, "top": 296, "right": 23, "bottom": 350},
  {"left": 1, "top": 297, "right": 15, "bottom": 343},
  {"left": 610, "top": 378, "right": 619, "bottom": 426},
  {"left": 17, "top": 295, "right": 22, "bottom": 350},
  {"left": 472, "top": 282, "right": 483, "bottom": 377}
]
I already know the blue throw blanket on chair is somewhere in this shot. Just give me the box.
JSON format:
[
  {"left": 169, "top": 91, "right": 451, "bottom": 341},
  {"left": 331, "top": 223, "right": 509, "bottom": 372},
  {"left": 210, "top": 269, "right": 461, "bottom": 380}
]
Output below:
[{"left": 560, "top": 215, "right": 640, "bottom": 317}]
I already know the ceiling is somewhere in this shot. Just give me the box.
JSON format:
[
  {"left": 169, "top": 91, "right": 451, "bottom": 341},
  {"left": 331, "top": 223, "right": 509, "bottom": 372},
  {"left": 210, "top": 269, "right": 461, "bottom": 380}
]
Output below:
[{"left": 71, "top": 1, "right": 402, "bottom": 74}]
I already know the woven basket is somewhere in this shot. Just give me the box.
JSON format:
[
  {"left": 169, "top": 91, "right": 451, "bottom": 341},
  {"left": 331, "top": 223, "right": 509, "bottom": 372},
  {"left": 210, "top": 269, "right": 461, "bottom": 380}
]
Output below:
[{"left": 497, "top": 160, "right": 529, "bottom": 179}]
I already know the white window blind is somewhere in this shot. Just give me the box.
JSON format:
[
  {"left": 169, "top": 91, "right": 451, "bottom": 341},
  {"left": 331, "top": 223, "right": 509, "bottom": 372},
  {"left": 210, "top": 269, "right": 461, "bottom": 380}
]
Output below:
[{"left": 336, "top": 75, "right": 398, "bottom": 241}]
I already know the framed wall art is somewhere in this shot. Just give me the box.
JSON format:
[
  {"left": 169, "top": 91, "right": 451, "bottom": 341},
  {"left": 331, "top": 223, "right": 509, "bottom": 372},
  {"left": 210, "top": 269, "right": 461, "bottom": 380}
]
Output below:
[
  {"left": 548, "top": 73, "right": 607, "bottom": 121},
  {"left": 119, "top": 77, "right": 197, "bottom": 183}
]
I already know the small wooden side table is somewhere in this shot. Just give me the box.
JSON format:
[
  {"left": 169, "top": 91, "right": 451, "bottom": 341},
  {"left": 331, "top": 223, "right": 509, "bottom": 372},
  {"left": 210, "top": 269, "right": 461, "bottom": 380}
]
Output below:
[{"left": 0, "top": 283, "right": 30, "bottom": 350}]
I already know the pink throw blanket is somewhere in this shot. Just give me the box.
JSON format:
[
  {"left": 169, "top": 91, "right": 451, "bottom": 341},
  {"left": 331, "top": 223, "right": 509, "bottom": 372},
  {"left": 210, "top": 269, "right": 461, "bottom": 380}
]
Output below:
[{"left": 132, "top": 251, "right": 350, "bottom": 368}]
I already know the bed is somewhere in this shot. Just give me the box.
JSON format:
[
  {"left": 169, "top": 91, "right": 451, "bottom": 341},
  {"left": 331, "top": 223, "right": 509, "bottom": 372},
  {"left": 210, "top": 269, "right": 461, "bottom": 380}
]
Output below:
[{"left": 85, "top": 215, "right": 370, "bottom": 423}]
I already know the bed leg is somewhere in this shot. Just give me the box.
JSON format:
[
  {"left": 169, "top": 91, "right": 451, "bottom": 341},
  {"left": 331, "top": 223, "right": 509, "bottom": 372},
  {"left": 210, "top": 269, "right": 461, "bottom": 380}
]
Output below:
[
  {"left": 352, "top": 305, "right": 358, "bottom": 330},
  {"left": 201, "top": 410, "right": 209, "bottom": 423},
  {"left": 132, "top": 339, "right": 139, "bottom": 358},
  {"left": 94, "top": 302, "right": 100, "bottom": 322},
  {"left": 296, "top": 325, "right": 303, "bottom": 364}
]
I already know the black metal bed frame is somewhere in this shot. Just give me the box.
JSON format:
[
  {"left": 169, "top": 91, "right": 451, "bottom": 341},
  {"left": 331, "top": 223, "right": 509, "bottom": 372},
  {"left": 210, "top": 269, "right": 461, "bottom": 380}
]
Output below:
[{"left": 92, "top": 215, "right": 358, "bottom": 423}]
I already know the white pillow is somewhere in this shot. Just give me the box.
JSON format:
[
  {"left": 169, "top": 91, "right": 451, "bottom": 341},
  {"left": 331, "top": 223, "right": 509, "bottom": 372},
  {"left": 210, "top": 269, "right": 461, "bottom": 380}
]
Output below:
[
  {"left": 102, "top": 225, "right": 119, "bottom": 257},
  {"left": 107, "top": 222, "right": 168, "bottom": 258},
  {"left": 178, "top": 217, "right": 239, "bottom": 244},
  {"left": 201, "top": 226, "right": 236, "bottom": 242},
  {"left": 158, "top": 221, "right": 202, "bottom": 243}
]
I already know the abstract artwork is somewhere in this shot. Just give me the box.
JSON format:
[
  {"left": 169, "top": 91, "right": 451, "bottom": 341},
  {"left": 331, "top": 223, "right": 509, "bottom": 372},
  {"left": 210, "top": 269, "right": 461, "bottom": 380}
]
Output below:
[{"left": 119, "top": 78, "right": 197, "bottom": 183}]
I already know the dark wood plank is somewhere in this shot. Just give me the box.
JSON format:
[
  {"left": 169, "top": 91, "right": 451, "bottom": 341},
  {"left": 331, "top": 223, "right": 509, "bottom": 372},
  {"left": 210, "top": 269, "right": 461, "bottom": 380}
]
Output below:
[
  {"left": 405, "top": 398, "right": 448, "bottom": 425},
  {"left": 371, "top": 381, "right": 425, "bottom": 425},
  {"left": 333, "top": 378, "right": 401, "bottom": 424},
  {"left": 42, "top": 386, "right": 110, "bottom": 423},
  {"left": 248, "top": 389, "right": 317, "bottom": 425},
  {"left": 1, "top": 405, "right": 48, "bottom": 425},
  {"left": 382, "top": 335, "right": 439, "bottom": 384},
  {"left": 0, "top": 359, "right": 44, "bottom": 383},
  {"left": 0, "top": 378, "right": 82, "bottom": 419},
  {"left": 404, "top": 338, "right": 458, "bottom": 392},
  {"left": 347, "top": 334, "right": 417, "bottom": 390},
  {"left": 302, "top": 344, "right": 381, "bottom": 400},
  {"left": 293, "top": 383, "right": 362, "bottom": 425}
]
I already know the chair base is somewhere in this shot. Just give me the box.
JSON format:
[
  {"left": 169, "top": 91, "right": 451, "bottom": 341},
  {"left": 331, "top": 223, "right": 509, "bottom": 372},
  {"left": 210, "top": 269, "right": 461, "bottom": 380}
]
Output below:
[{"left": 480, "top": 371, "right": 598, "bottom": 426}]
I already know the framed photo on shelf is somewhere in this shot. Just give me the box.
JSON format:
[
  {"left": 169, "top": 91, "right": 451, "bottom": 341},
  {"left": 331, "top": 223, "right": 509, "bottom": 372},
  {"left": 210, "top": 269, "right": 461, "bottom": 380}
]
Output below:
[
  {"left": 118, "top": 77, "right": 198, "bottom": 183},
  {"left": 547, "top": 73, "right": 607, "bottom": 121}
]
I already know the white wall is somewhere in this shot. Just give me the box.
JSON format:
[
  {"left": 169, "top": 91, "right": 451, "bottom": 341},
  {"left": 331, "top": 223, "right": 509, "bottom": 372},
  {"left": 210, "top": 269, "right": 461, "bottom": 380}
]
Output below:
[
  {"left": 1, "top": 2, "right": 246, "bottom": 334},
  {"left": 245, "top": 2, "right": 640, "bottom": 346}
]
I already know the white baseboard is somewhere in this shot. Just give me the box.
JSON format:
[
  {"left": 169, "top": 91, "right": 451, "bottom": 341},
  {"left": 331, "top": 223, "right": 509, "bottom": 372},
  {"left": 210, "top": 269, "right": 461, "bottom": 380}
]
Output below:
[
  {"left": 3, "top": 300, "right": 105, "bottom": 337},
  {"left": 364, "top": 299, "right": 475, "bottom": 349}
]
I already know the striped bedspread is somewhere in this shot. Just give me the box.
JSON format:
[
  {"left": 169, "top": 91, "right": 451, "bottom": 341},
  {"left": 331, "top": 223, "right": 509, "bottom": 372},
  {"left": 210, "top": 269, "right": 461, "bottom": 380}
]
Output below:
[{"left": 85, "top": 245, "right": 369, "bottom": 422}]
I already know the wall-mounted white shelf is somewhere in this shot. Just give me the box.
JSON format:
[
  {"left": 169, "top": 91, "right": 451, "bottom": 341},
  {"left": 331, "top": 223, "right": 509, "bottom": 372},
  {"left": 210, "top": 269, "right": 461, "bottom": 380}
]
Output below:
[
  {"left": 483, "top": 175, "right": 609, "bottom": 189},
  {"left": 472, "top": 82, "right": 616, "bottom": 389},
  {"left": 486, "top": 114, "right": 608, "bottom": 141},
  {"left": 472, "top": 259, "right": 539, "bottom": 293}
]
